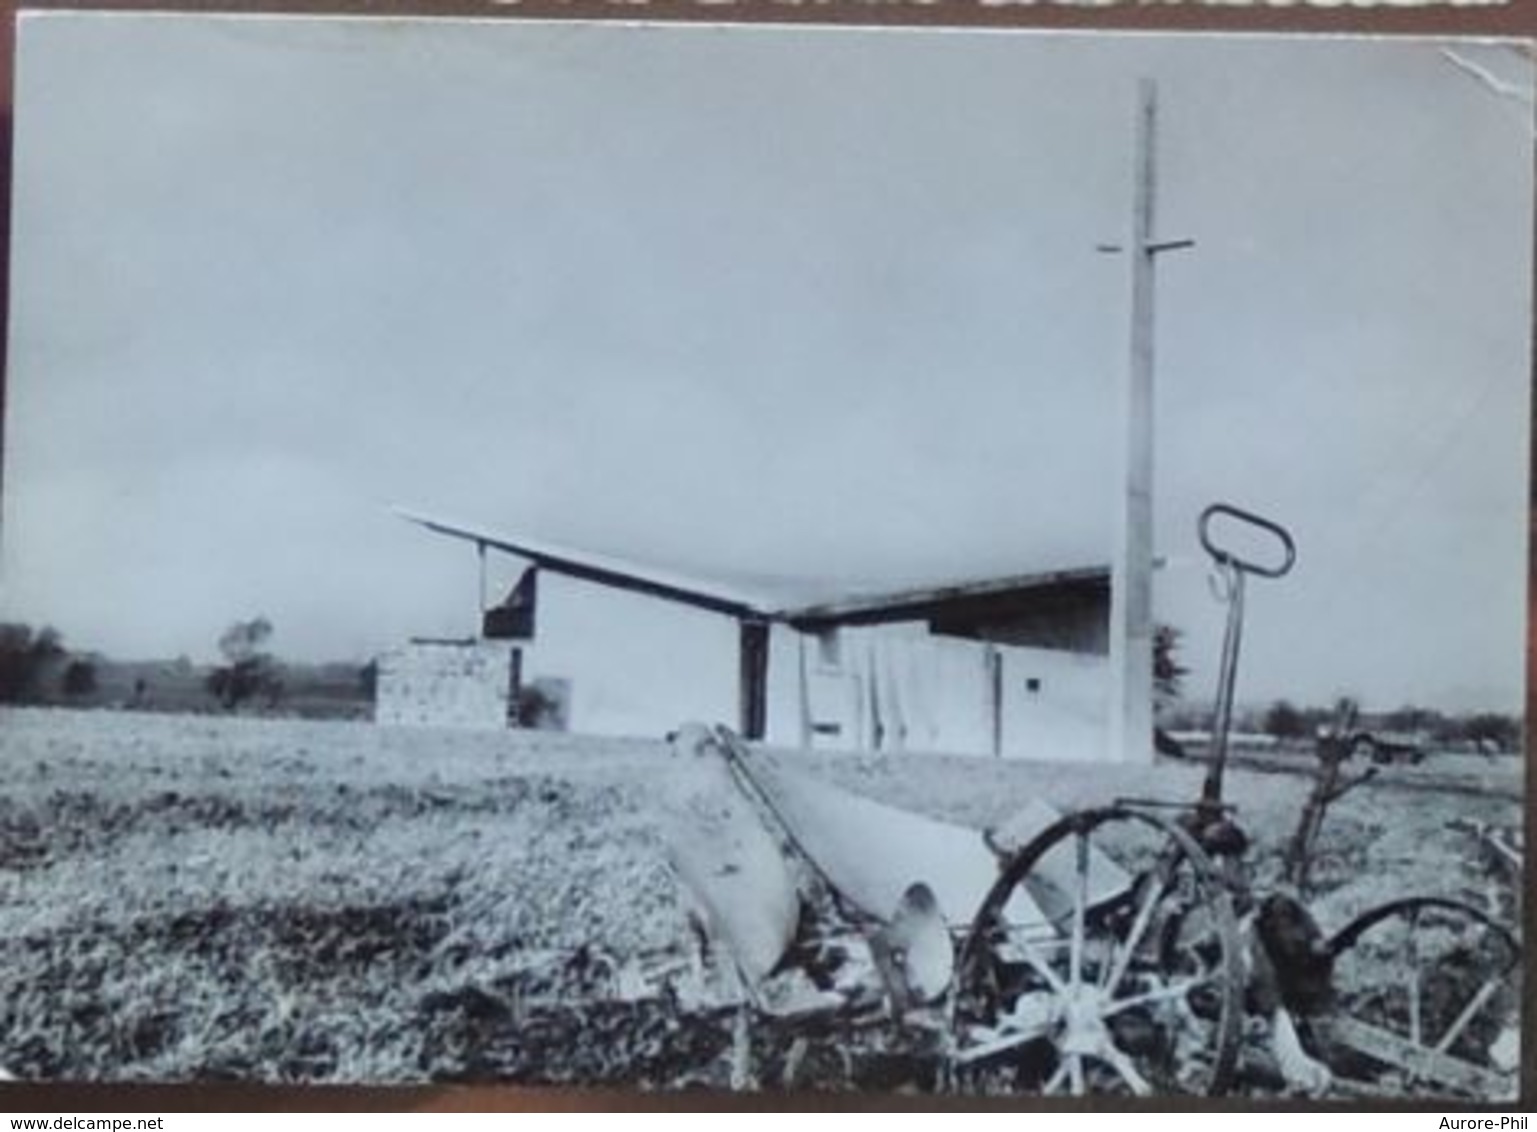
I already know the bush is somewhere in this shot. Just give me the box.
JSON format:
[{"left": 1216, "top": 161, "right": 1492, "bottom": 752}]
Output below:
[
  {"left": 1458, "top": 713, "right": 1520, "bottom": 753},
  {"left": 62, "top": 660, "right": 98, "bottom": 699},
  {"left": 0, "top": 624, "right": 66, "bottom": 703},
  {"left": 1264, "top": 699, "right": 1308, "bottom": 741},
  {"left": 206, "top": 618, "right": 284, "bottom": 712}
]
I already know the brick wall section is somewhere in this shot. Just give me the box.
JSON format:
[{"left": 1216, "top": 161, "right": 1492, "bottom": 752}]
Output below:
[{"left": 374, "top": 641, "right": 513, "bottom": 729}]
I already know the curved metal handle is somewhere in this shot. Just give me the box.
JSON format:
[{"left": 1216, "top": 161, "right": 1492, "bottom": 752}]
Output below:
[{"left": 1198, "top": 503, "right": 1296, "bottom": 579}]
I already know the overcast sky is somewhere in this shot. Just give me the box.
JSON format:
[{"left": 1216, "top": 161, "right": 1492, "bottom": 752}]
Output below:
[{"left": 3, "top": 17, "right": 1531, "bottom": 713}]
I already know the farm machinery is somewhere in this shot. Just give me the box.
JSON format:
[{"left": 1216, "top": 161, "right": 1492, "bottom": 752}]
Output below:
[{"left": 667, "top": 504, "right": 1522, "bottom": 1099}]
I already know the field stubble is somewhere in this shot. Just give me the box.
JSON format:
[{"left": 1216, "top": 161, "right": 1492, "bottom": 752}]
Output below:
[{"left": 0, "top": 707, "right": 1521, "bottom": 1088}]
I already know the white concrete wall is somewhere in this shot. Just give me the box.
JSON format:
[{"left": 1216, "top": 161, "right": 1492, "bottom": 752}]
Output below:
[
  {"left": 399, "top": 569, "right": 1114, "bottom": 760},
  {"left": 793, "top": 622, "right": 996, "bottom": 756},
  {"left": 519, "top": 573, "right": 740, "bottom": 739},
  {"left": 763, "top": 622, "right": 809, "bottom": 747},
  {"left": 998, "top": 644, "right": 1109, "bottom": 763},
  {"left": 374, "top": 641, "right": 514, "bottom": 729},
  {"left": 783, "top": 624, "right": 1109, "bottom": 761},
  {"left": 866, "top": 626, "right": 995, "bottom": 755}
]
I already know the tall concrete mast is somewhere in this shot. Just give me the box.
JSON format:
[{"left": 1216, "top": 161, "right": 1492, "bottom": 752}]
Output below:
[{"left": 1108, "top": 79, "right": 1192, "bottom": 762}]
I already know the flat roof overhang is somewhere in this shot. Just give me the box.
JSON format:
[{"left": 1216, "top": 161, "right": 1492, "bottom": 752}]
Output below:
[{"left": 779, "top": 566, "right": 1110, "bottom": 630}]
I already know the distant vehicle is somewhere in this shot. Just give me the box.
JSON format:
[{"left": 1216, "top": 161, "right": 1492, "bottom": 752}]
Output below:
[
  {"left": 1342, "top": 729, "right": 1428, "bottom": 765},
  {"left": 1166, "top": 729, "right": 1281, "bottom": 751}
]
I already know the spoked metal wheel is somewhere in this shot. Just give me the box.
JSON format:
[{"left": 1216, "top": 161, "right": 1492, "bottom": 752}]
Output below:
[
  {"left": 1323, "top": 897, "right": 1520, "bottom": 1101},
  {"left": 946, "top": 807, "right": 1242, "bottom": 1097}
]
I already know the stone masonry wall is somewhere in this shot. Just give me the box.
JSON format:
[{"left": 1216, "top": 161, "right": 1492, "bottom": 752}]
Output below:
[{"left": 374, "top": 641, "right": 513, "bottom": 730}]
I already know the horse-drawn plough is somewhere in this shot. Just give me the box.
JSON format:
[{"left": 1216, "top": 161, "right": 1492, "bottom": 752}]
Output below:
[{"left": 662, "top": 505, "right": 1521, "bottom": 1099}]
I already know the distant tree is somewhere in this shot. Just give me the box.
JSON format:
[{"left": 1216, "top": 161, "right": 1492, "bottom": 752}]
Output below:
[
  {"left": 1153, "top": 624, "right": 1189, "bottom": 708},
  {"left": 0, "top": 624, "right": 34, "bottom": 700},
  {"left": 1263, "top": 699, "right": 1308, "bottom": 741},
  {"left": 33, "top": 626, "right": 64, "bottom": 659},
  {"left": 1382, "top": 704, "right": 1439, "bottom": 735},
  {"left": 358, "top": 660, "right": 379, "bottom": 700},
  {"left": 0, "top": 624, "right": 67, "bottom": 703},
  {"left": 206, "top": 617, "right": 283, "bottom": 711},
  {"left": 1458, "top": 713, "right": 1521, "bottom": 753},
  {"left": 1159, "top": 706, "right": 1203, "bottom": 732},
  {"left": 206, "top": 660, "right": 285, "bottom": 711},
  {"left": 1296, "top": 704, "right": 1337, "bottom": 738},
  {"left": 219, "top": 617, "right": 273, "bottom": 663},
  {"left": 205, "top": 666, "right": 236, "bottom": 709},
  {"left": 61, "top": 659, "right": 98, "bottom": 699}
]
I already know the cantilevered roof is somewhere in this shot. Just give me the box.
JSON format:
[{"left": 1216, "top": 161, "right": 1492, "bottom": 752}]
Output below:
[
  {"left": 395, "top": 507, "right": 773, "bottom": 620},
  {"left": 777, "top": 566, "right": 1109, "bottom": 628},
  {"left": 396, "top": 506, "right": 1108, "bottom": 625}
]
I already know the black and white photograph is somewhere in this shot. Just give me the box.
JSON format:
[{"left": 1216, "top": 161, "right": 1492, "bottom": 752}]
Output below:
[{"left": 0, "top": 14, "right": 1528, "bottom": 1099}]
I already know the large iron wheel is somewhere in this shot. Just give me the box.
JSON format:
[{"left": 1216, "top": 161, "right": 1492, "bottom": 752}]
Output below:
[
  {"left": 1322, "top": 897, "right": 1520, "bottom": 1101},
  {"left": 946, "top": 807, "right": 1242, "bottom": 1097}
]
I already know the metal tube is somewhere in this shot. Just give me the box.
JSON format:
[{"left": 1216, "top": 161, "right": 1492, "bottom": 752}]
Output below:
[{"left": 1201, "top": 566, "right": 1246, "bottom": 813}]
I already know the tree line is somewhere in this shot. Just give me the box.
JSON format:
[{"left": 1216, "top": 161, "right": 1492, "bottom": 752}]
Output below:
[
  {"left": 1162, "top": 694, "right": 1521, "bottom": 752},
  {"left": 1256, "top": 698, "right": 1520, "bottom": 751},
  {"left": 1152, "top": 626, "right": 1520, "bottom": 753},
  {"left": 0, "top": 618, "right": 369, "bottom": 716},
  {"left": 0, "top": 623, "right": 99, "bottom": 702}
]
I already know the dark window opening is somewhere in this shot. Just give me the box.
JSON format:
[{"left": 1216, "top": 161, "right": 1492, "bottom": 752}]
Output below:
[
  {"left": 484, "top": 567, "right": 538, "bottom": 640},
  {"left": 816, "top": 629, "right": 842, "bottom": 670}
]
